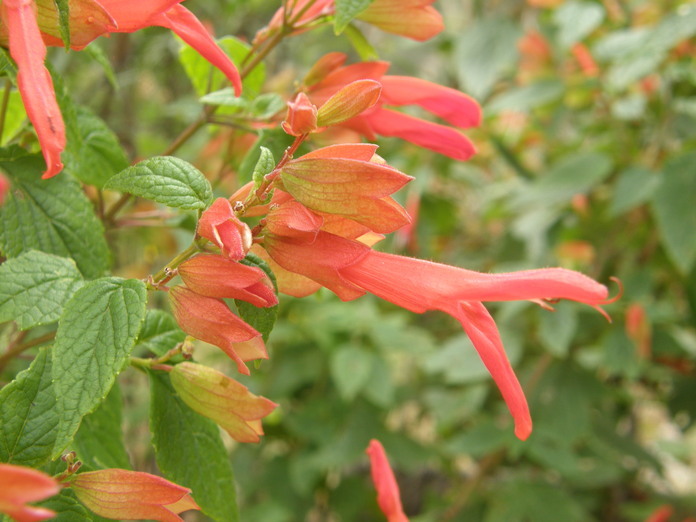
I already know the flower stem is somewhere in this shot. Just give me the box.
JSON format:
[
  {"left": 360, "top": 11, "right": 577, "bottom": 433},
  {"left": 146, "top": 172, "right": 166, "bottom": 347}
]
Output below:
[{"left": 0, "top": 331, "right": 56, "bottom": 373}]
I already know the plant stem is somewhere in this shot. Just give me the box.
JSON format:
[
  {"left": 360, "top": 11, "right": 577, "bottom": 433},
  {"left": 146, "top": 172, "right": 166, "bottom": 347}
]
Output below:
[
  {"left": 150, "top": 240, "right": 205, "bottom": 286},
  {"left": 0, "top": 331, "right": 56, "bottom": 373}
]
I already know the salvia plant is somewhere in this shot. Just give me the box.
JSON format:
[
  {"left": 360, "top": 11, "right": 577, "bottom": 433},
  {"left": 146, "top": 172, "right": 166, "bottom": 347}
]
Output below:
[{"left": 0, "top": 0, "right": 695, "bottom": 521}]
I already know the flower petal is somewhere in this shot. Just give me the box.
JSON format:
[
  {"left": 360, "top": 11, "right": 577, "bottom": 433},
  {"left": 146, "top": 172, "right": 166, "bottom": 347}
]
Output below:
[
  {"left": 150, "top": 5, "right": 242, "bottom": 96},
  {"left": 2, "top": 0, "right": 66, "bottom": 178},
  {"left": 366, "top": 440, "right": 409, "bottom": 522}
]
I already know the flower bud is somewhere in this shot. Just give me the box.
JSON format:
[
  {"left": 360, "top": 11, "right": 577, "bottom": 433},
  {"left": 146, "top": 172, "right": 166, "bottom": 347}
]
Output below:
[
  {"left": 170, "top": 362, "right": 277, "bottom": 443},
  {"left": 316, "top": 80, "right": 382, "bottom": 127},
  {"left": 281, "top": 93, "right": 318, "bottom": 136},
  {"left": 70, "top": 469, "right": 199, "bottom": 521}
]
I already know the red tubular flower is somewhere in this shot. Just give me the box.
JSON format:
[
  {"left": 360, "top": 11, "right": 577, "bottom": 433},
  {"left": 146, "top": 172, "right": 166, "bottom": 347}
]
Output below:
[
  {"left": 259, "top": 229, "right": 614, "bottom": 439},
  {"left": 0, "top": 172, "right": 9, "bottom": 205},
  {"left": 306, "top": 54, "right": 482, "bottom": 161},
  {"left": 1, "top": 0, "right": 66, "bottom": 178},
  {"left": 178, "top": 254, "right": 277, "bottom": 307},
  {"left": 0, "top": 464, "right": 59, "bottom": 522},
  {"left": 70, "top": 469, "right": 199, "bottom": 522},
  {"left": 169, "top": 285, "right": 267, "bottom": 375},
  {"left": 0, "top": 0, "right": 240, "bottom": 179},
  {"left": 198, "top": 198, "right": 252, "bottom": 260},
  {"left": 366, "top": 440, "right": 409, "bottom": 522}
]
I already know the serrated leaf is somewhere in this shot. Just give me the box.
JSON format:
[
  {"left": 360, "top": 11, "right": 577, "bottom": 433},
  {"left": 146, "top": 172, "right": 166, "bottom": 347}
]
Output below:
[
  {"left": 54, "top": 0, "right": 71, "bottom": 48},
  {"left": 149, "top": 371, "right": 239, "bottom": 522},
  {"left": 63, "top": 106, "right": 129, "bottom": 188},
  {"left": 73, "top": 381, "right": 131, "bottom": 470},
  {"left": 0, "top": 251, "right": 83, "bottom": 330},
  {"left": 334, "top": 0, "right": 375, "bottom": 34},
  {"left": 0, "top": 348, "right": 58, "bottom": 467},
  {"left": 330, "top": 345, "right": 374, "bottom": 400},
  {"left": 105, "top": 156, "right": 213, "bottom": 210},
  {"left": 200, "top": 88, "right": 249, "bottom": 108},
  {"left": 52, "top": 278, "right": 147, "bottom": 458},
  {"left": 651, "top": 152, "right": 696, "bottom": 274},
  {"left": 135, "top": 309, "right": 186, "bottom": 358},
  {"left": 236, "top": 253, "right": 278, "bottom": 342},
  {"left": 0, "top": 147, "right": 110, "bottom": 279}
]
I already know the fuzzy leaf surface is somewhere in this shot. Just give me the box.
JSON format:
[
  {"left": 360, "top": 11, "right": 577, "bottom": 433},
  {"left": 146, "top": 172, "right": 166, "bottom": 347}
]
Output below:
[
  {"left": 150, "top": 371, "right": 239, "bottom": 522},
  {"left": 0, "top": 251, "right": 83, "bottom": 330},
  {"left": 0, "top": 147, "right": 110, "bottom": 279},
  {"left": 52, "top": 278, "right": 147, "bottom": 457},
  {"left": 105, "top": 156, "right": 213, "bottom": 210},
  {"left": 0, "top": 349, "right": 58, "bottom": 467}
]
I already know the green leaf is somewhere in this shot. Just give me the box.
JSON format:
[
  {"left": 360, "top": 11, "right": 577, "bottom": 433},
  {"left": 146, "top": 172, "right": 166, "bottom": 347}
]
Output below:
[
  {"left": 150, "top": 371, "right": 239, "bottom": 522},
  {"left": 251, "top": 93, "right": 286, "bottom": 119},
  {"left": 63, "top": 106, "right": 129, "bottom": 188},
  {"left": 455, "top": 16, "right": 522, "bottom": 100},
  {"left": 53, "top": 0, "right": 71, "bottom": 48},
  {"left": 538, "top": 302, "right": 578, "bottom": 358},
  {"left": 334, "top": 0, "right": 375, "bottom": 34},
  {"left": 200, "top": 88, "right": 250, "bottom": 108},
  {"left": 252, "top": 146, "right": 275, "bottom": 187},
  {"left": 0, "top": 348, "right": 58, "bottom": 467},
  {"left": 52, "top": 278, "right": 147, "bottom": 458},
  {"left": 180, "top": 36, "right": 263, "bottom": 99},
  {"left": 135, "top": 309, "right": 186, "bottom": 358},
  {"left": 487, "top": 80, "right": 564, "bottom": 114},
  {"left": 0, "top": 147, "right": 110, "bottom": 279},
  {"left": 610, "top": 166, "right": 660, "bottom": 216},
  {"left": 38, "top": 490, "right": 93, "bottom": 522},
  {"left": 0, "top": 251, "right": 83, "bottom": 330},
  {"left": 105, "top": 156, "right": 213, "bottom": 210},
  {"left": 330, "top": 345, "right": 374, "bottom": 400},
  {"left": 73, "top": 381, "right": 131, "bottom": 470},
  {"left": 84, "top": 43, "right": 117, "bottom": 90},
  {"left": 553, "top": 1, "right": 605, "bottom": 48},
  {"left": 651, "top": 152, "right": 696, "bottom": 274},
  {"left": 486, "top": 480, "right": 588, "bottom": 522},
  {"left": 236, "top": 253, "right": 278, "bottom": 342}
]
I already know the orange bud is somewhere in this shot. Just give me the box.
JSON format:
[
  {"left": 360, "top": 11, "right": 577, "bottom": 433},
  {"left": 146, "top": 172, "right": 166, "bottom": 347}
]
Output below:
[
  {"left": 70, "top": 469, "right": 199, "bottom": 522},
  {"left": 0, "top": 464, "right": 59, "bottom": 522},
  {"left": 178, "top": 254, "right": 278, "bottom": 307},
  {"left": 281, "top": 92, "right": 318, "bottom": 136},
  {"left": 198, "top": 198, "right": 252, "bottom": 260},
  {"left": 625, "top": 303, "right": 651, "bottom": 359},
  {"left": 357, "top": 0, "right": 444, "bottom": 42},
  {"left": 168, "top": 285, "right": 267, "bottom": 375},
  {"left": 170, "top": 362, "right": 277, "bottom": 443},
  {"left": 316, "top": 79, "right": 382, "bottom": 127}
]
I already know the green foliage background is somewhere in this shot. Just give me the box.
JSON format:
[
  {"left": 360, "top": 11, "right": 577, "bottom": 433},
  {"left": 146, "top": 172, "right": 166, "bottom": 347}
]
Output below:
[{"left": 1, "top": 0, "right": 695, "bottom": 521}]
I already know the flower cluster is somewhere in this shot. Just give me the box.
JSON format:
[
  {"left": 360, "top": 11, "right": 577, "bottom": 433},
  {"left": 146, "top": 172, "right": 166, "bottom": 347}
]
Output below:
[{"left": 0, "top": 0, "right": 241, "bottom": 178}]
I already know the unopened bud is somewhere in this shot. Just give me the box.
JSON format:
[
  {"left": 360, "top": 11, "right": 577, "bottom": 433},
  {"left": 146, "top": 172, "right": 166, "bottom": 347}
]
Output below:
[
  {"left": 316, "top": 79, "right": 382, "bottom": 127},
  {"left": 281, "top": 93, "right": 318, "bottom": 136}
]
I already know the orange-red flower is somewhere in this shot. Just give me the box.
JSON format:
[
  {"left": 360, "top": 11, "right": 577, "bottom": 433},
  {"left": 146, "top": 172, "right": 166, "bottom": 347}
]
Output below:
[
  {"left": 0, "top": 172, "right": 9, "bottom": 205},
  {"left": 366, "top": 440, "right": 408, "bottom": 522},
  {"left": 198, "top": 198, "right": 252, "bottom": 261},
  {"left": 305, "top": 53, "right": 481, "bottom": 161},
  {"left": 0, "top": 0, "right": 241, "bottom": 178},
  {"left": 261, "top": 230, "right": 614, "bottom": 439},
  {"left": 0, "top": 464, "right": 60, "bottom": 522},
  {"left": 69, "top": 469, "right": 199, "bottom": 522},
  {"left": 178, "top": 254, "right": 277, "bottom": 307},
  {"left": 168, "top": 285, "right": 267, "bottom": 375}
]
